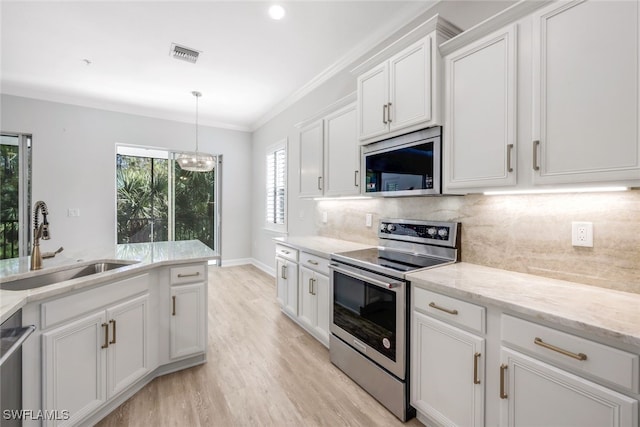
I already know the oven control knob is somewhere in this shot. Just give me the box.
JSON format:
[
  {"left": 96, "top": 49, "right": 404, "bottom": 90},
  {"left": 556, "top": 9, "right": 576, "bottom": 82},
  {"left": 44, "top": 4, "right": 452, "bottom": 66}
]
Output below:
[
  {"left": 438, "top": 228, "right": 448, "bottom": 237},
  {"left": 387, "top": 224, "right": 396, "bottom": 232},
  {"left": 380, "top": 224, "right": 387, "bottom": 232},
  {"left": 427, "top": 227, "right": 437, "bottom": 236}
]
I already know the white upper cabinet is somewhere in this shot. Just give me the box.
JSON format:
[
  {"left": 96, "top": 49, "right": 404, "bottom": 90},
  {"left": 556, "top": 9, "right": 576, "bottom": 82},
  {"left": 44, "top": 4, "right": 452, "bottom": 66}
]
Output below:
[
  {"left": 389, "top": 37, "right": 433, "bottom": 132},
  {"left": 358, "top": 63, "right": 389, "bottom": 141},
  {"left": 444, "top": 25, "right": 517, "bottom": 192},
  {"left": 532, "top": 0, "right": 640, "bottom": 185},
  {"left": 298, "top": 95, "right": 359, "bottom": 199},
  {"left": 324, "top": 102, "right": 359, "bottom": 197},
  {"left": 355, "top": 16, "right": 460, "bottom": 144},
  {"left": 299, "top": 120, "right": 324, "bottom": 197}
]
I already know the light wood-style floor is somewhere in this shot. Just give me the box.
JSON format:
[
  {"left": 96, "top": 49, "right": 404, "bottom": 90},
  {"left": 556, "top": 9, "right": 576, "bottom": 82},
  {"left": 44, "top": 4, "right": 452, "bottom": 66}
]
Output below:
[{"left": 97, "top": 265, "right": 423, "bottom": 427}]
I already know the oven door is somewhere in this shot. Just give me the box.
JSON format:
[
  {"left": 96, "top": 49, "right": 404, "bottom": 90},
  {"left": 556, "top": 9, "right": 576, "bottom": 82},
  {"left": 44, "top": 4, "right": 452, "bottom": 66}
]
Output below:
[{"left": 330, "top": 262, "right": 406, "bottom": 380}]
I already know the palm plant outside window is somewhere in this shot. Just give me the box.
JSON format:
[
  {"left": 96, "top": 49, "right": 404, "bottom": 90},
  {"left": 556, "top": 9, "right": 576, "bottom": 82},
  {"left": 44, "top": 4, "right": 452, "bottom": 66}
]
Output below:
[{"left": 116, "top": 146, "right": 219, "bottom": 253}]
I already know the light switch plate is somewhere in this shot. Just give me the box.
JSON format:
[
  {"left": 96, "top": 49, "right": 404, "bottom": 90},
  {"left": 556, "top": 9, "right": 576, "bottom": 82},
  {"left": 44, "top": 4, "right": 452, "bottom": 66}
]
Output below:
[{"left": 365, "top": 213, "right": 372, "bottom": 227}]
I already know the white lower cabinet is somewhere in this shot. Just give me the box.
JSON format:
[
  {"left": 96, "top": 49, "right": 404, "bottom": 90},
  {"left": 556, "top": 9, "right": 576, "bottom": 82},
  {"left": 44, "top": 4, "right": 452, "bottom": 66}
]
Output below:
[
  {"left": 298, "top": 266, "right": 330, "bottom": 346},
  {"left": 411, "top": 284, "right": 640, "bottom": 427},
  {"left": 170, "top": 282, "right": 206, "bottom": 359},
  {"left": 42, "top": 293, "right": 149, "bottom": 427},
  {"left": 500, "top": 348, "right": 637, "bottom": 427},
  {"left": 412, "top": 312, "right": 485, "bottom": 427},
  {"left": 276, "top": 256, "right": 298, "bottom": 317}
]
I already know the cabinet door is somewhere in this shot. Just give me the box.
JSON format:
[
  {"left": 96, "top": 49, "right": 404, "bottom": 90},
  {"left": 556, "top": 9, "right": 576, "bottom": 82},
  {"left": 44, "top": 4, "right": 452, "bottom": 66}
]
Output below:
[
  {"left": 411, "top": 312, "right": 485, "bottom": 427},
  {"left": 283, "top": 261, "right": 298, "bottom": 317},
  {"left": 500, "top": 348, "right": 637, "bottom": 427},
  {"left": 106, "top": 294, "right": 149, "bottom": 398},
  {"left": 313, "top": 272, "right": 330, "bottom": 346},
  {"left": 42, "top": 311, "right": 107, "bottom": 427},
  {"left": 298, "top": 266, "right": 316, "bottom": 332},
  {"left": 324, "top": 103, "right": 360, "bottom": 197},
  {"left": 276, "top": 257, "right": 287, "bottom": 308},
  {"left": 299, "top": 120, "right": 324, "bottom": 197},
  {"left": 358, "top": 62, "right": 389, "bottom": 141},
  {"left": 444, "top": 25, "right": 517, "bottom": 191},
  {"left": 532, "top": 0, "right": 640, "bottom": 184},
  {"left": 170, "top": 283, "right": 206, "bottom": 359},
  {"left": 389, "top": 36, "right": 433, "bottom": 132}
]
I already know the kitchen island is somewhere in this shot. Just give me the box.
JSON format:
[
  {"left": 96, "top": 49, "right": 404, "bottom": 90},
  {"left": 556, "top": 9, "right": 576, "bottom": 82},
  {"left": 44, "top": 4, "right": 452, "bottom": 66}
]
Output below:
[{"left": 0, "top": 240, "right": 216, "bottom": 427}]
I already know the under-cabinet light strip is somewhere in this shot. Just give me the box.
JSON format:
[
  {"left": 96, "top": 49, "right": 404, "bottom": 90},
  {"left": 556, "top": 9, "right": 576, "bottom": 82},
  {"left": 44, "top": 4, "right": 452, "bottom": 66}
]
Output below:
[{"left": 483, "top": 187, "right": 628, "bottom": 196}]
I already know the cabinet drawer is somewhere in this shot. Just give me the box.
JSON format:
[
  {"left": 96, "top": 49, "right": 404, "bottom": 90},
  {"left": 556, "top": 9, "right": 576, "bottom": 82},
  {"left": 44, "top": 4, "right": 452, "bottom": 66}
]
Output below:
[
  {"left": 413, "top": 286, "right": 485, "bottom": 334},
  {"left": 41, "top": 273, "right": 149, "bottom": 330},
  {"left": 275, "top": 244, "right": 298, "bottom": 262},
  {"left": 299, "top": 252, "right": 330, "bottom": 275},
  {"left": 170, "top": 264, "right": 206, "bottom": 285},
  {"left": 502, "top": 314, "right": 639, "bottom": 393}
]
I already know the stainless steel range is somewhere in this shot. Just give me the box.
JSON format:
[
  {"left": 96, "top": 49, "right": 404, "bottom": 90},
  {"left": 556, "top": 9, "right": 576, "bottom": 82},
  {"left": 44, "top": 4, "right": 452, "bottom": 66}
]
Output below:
[{"left": 329, "top": 218, "right": 460, "bottom": 421}]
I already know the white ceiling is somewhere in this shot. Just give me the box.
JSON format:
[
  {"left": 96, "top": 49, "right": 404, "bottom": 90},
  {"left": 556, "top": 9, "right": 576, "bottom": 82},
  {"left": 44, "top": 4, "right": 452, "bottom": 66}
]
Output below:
[{"left": 1, "top": 1, "right": 434, "bottom": 131}]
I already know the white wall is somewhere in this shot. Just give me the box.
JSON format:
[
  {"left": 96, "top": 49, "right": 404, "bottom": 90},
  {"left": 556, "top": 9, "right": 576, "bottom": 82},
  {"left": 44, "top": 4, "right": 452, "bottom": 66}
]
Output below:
[
  {"left": 250, "top": 1, "right": 513, "bottom": 271},
  {"left": 1, "top": 94, "right": 252, "bottom": 262}
]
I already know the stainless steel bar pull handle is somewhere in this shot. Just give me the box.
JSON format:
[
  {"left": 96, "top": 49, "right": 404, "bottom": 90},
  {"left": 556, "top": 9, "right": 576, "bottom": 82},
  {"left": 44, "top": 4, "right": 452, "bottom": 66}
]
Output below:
[
  {"left": 532, "top": 140, "right": 540, "bottom": 171},
  {"left": 109, "top": 319, "right": 116, "bottom": 344},
  {"left": 500, "top": 364, "right": 508, "bottom": 399},
  {"left": 172, "top": 296, "right": 176, "bottom": 316},
  {"left": 383, "top": 104, "right": 388, "bottom": 124},
  {"left": 507, "top": 144, "right": 514, "bottom": 173},
  {"left": 282, "top": 265, "right": 288, "bottom": 280},
  {"left": 428, "top": 302, "right": 459, "bottom": 315},
  {"left": 177, "top": 272, "right": 200, "bottom": 278},
  {"left": 387, "top": 103, "right": 392, "bottom": 123},
  {"left": 308, "top": 277, "right": 313, "bottom": 294},
  {"left": 473, "top": 352, "right": 481, "bottom": 384},
  {"left": 307, "top": 260, "right": 319, "bottom": 265},
  {"left": 312, "top": 278, "right": 316, "bottom": 296},
  {"left": 317, "top": 176, "right": 323, "bottom": 190},
  {"left": 534, "top": 337, "right": 587, "bottom": 361},
  {"left": 101, "top": 323, "right": 109, "bottom": 349},
  {"left": 354, "top": 170, "right": 359, "bottom": 187}
]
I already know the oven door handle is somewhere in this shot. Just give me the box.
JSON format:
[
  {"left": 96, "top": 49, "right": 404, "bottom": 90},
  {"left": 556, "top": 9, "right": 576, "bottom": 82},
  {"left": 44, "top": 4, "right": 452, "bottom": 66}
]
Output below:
[{"left": 329, "top": 264, "right": 401, "bottom": 290}]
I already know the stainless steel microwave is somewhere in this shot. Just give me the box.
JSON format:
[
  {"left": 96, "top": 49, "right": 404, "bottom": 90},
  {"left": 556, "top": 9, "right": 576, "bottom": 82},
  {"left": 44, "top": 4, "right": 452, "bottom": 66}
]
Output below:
[{"left": 362, "top": 127, "right": 442, "bottom": 197}]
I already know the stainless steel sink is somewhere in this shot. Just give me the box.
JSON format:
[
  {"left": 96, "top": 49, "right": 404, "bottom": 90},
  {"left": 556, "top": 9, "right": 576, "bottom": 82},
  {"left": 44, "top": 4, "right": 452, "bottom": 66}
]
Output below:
[{"left": 0, "top": 261, "right": 138, "bottom": 291}]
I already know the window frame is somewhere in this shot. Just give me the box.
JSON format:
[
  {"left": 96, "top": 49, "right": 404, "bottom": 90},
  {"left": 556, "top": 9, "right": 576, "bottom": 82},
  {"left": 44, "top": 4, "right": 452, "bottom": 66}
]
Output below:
[{"left": 264, "top": 139, "right": 288, "bottom": 233}]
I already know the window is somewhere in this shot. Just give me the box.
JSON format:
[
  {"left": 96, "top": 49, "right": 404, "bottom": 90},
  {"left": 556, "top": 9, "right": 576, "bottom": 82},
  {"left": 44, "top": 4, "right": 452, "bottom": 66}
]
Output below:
[
  {"left": 1, "top": 133, "right": 31, "bottom": 259},
  {"left": 265, "top": 140, "right": 287, "bottom": 232},
  {"left": 116, "top": 145, "right": 221, "bottom": 254}
]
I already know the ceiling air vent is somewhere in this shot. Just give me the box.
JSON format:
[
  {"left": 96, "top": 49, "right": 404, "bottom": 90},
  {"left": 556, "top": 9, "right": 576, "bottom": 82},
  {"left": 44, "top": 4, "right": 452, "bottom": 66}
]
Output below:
[{"left": 170, "top": 43, "right": 200, "bottom": 64}]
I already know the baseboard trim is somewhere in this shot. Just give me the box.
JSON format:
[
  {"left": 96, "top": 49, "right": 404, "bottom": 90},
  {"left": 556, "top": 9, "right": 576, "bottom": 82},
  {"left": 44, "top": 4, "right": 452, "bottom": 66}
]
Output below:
[
  {"left": 250, "top": 259, "right": 275, "bottom": 277},
  {"left": 220, "top": 257, "right": 253, "bottom": 267}
]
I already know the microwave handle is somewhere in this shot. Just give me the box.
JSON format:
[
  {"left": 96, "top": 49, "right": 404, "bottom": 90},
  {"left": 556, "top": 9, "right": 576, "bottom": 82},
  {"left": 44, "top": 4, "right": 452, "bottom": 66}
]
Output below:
[{"left": 329, "top": 264, "right": 401, "bottom": 290}]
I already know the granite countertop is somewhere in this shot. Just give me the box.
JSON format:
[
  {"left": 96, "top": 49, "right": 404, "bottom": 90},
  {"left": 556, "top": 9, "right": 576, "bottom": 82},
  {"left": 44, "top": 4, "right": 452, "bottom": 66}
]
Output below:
[
  {"left": 407, "top": 262, "right": 640, "bottom": 349},
  {"left": 274, "top": 236, "right": 373, "bottom": 258},
  {"left": 0, "top": 240, "right": 217, "bottom": 323}
]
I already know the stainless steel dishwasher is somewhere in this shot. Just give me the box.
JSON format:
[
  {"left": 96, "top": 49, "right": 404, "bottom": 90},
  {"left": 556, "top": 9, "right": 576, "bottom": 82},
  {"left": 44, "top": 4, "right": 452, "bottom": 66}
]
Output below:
[{"left": 1, "top": 310, "right": 36, "bottom": 427}]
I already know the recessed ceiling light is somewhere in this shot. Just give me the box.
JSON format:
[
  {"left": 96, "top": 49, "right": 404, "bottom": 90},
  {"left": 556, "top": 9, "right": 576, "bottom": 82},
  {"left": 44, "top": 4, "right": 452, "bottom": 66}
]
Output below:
[{"left": 269, "top": 4, "right": 286, "bottom": 20}]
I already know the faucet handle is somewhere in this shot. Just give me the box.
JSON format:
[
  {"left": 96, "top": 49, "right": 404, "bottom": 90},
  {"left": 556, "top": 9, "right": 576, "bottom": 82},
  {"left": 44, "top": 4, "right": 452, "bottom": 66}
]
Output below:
[{"left": 42, "top": 247, "right": 64, "bottom": 259}]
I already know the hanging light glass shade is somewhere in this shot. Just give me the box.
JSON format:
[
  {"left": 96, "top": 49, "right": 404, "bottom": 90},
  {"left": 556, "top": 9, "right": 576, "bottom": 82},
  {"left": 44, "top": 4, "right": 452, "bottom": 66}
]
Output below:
[{"left": 176, "top": 91, "right": 215, "bottom": 172}]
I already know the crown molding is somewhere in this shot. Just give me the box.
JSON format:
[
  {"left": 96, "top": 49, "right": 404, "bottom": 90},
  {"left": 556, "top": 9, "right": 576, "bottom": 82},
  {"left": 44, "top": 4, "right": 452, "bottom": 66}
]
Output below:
[
  {"left": 250, "top": 1, "right": 440, "bottom": 132},
  {"left": 294, "top": 92, "right": 357, "bottom": 130},
  {"left": 350, "top": 14, "right": 462, "bottom": 76},
  {"left": 439, "top": 0, "right": 554, "bottom": 56},
  {"left": 1, "top": 84, "right": 252, "bottom": 132}
]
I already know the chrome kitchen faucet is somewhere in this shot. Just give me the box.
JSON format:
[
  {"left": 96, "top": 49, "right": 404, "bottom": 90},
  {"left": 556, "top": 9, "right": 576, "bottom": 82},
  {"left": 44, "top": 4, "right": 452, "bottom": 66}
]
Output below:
[{"left": 30, "top": 200, "right": 51, "bottom": 270}]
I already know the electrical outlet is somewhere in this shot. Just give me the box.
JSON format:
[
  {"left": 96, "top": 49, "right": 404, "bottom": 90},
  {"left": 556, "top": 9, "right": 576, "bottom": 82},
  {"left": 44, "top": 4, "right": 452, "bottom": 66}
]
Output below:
[
  {"left": 572, "top": 221, "right": 593, "bottom": 247},
  {"left": 322, "top": 211, "right": 328, "bottom": 224},
  {"left": 67, "top": 208, "right": 80, "bottom": 217},
  {"left": 365, "top": 213, "right": 373, "bottom": 227}
]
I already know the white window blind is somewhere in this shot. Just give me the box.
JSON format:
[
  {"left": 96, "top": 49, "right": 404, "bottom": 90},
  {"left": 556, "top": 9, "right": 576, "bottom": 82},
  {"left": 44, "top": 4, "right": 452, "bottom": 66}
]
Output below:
[{"left": 266, "top": 142, "right": 287, "bottom": 229}]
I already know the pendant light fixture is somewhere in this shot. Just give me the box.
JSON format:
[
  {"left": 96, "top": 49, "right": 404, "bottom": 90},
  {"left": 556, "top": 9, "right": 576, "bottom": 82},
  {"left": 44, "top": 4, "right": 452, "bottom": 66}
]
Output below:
[{"left": 176, "top": 91, "right": 215, "bottom": 172}]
